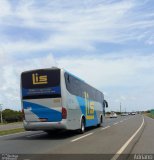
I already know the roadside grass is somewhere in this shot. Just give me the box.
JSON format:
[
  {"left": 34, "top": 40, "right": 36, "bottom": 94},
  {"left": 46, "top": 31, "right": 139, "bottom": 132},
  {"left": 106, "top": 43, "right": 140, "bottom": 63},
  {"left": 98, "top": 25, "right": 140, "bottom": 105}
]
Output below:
[
  {"left": 0, "top": 121, "right": 23, "bottom": 125},
  {"left": 0, "top": 128, "right": 25, "bottom": 136},
  {"left": 145, "top": 113, "right": 154, "bottom": 119}
]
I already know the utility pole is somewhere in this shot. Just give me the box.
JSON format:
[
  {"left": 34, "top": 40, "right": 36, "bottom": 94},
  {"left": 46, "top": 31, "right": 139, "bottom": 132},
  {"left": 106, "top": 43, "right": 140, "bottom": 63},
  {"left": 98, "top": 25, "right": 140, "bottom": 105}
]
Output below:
[
  {"left": 120, "top": 102, "right": 121, "bottom": 114},
  {"left": 0, "top": 104, "right": 3, "bottom": 123}
]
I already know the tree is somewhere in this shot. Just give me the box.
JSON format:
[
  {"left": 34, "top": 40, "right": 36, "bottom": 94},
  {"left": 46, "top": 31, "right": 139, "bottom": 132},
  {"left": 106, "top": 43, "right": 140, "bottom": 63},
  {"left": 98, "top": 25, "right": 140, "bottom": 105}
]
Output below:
[{"left": 3, "top": 109, "right": 22, "bottom": 123}]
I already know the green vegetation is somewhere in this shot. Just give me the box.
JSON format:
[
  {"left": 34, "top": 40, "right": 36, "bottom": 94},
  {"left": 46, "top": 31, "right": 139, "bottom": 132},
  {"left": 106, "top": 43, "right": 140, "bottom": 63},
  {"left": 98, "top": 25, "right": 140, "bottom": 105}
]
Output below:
[
  {"left": 0, "top": 109, "right": 22, "bottom": 123},
  {"left": 0, "top": 128, "right": 25, "bottom": 136},
  {"left": 151, "top": 109, "right": 154, "bottom": 114},
  {"left": 146, "top": 113, "right": 154, "bottom": 119}
]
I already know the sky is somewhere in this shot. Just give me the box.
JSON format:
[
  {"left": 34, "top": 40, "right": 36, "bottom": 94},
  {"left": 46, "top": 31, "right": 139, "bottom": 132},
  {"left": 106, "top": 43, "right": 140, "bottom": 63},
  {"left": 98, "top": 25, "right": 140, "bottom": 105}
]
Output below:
[{"left": 0, "top": 0, "right": 154, "bottom": 112}]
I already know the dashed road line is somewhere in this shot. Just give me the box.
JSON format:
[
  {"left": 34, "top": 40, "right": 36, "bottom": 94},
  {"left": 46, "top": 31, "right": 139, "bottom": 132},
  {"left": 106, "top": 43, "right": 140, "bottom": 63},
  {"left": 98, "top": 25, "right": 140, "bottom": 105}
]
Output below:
[
  {"left": 113, "top": 122, "right": 118, "bottom": 125},
  {"left": 71, "top": 132, "right": 94, "bottom": 142},
  {"left": 101, "top": 126, "right": 110, "bottom": 130}
]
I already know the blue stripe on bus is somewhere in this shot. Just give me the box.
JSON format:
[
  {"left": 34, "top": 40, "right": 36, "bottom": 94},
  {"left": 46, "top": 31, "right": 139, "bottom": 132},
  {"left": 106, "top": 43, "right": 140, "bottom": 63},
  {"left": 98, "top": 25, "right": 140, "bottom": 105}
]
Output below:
[
  {"left": 76, "top": 96, "right": 98, "bottom": 127},
  {"left": 23, "top": 101, "right": 62, "bottom": 122}
]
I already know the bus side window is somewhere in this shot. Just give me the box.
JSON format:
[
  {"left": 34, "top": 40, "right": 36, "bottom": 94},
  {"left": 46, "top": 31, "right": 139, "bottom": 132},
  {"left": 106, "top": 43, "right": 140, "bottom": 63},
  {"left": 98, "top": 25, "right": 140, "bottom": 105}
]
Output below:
[{"left": 67, "top": 75, "right": 70, "bottom": 83}]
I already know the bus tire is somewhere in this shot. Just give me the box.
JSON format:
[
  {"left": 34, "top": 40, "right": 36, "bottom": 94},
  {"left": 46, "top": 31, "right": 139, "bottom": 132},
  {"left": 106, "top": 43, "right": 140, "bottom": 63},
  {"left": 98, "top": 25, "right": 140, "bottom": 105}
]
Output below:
[
  {"left": 97, "top": 115, "right": 103, "bottom": 127},
  {"left": 79, "top": 118, "right": 85, "bottom": 134}
]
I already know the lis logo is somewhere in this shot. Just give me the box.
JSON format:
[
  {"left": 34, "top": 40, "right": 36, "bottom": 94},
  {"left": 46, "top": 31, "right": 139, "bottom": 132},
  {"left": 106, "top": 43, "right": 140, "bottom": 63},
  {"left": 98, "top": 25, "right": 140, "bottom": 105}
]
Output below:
[
  {"left": 84, "top": 92, "right": 94, "bottom": 120},
  {"left": 32, "top": 73, "right": 48, "bottom": 85}
]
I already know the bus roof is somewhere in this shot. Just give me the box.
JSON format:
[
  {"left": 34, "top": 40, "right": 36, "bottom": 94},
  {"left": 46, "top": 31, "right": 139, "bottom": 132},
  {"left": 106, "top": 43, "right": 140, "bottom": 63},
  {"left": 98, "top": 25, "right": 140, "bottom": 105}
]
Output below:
[
  {"left": 21, "top": 67, "right": 104, "bottom": 95},
  {"left": 21, "top": 67, "right": 60, "bottom": 74}
]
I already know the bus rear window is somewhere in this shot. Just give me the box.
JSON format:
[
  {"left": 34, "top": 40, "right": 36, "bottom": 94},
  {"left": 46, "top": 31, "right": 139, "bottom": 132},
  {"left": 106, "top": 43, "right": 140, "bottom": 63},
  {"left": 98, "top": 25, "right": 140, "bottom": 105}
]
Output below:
[{"left": 21, "top": 69, "right": 61, "bottom": 99}]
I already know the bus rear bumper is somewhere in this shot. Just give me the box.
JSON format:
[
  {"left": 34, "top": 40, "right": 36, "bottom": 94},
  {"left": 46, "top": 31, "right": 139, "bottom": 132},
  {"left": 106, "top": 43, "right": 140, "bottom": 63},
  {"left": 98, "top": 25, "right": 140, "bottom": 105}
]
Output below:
[{"left": 23, "top": 120, "right": 67, "bottom": 131}]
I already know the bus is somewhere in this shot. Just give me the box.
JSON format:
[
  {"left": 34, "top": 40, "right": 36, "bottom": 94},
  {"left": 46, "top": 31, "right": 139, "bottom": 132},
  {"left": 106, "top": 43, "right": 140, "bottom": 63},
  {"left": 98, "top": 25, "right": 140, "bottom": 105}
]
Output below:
[{"left": 21, "top": 67, "right": 108, "bottom": 133}]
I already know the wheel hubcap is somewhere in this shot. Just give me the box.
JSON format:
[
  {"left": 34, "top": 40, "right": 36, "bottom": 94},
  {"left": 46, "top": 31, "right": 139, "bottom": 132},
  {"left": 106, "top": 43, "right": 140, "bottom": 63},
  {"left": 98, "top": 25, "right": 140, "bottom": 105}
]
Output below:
[{"left": 82, "top": 121, "right": 84, "bottom": 132}]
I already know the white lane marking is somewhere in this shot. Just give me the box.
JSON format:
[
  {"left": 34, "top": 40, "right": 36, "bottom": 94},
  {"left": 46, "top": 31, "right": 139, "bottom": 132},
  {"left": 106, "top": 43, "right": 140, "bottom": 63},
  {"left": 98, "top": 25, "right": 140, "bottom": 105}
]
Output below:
[
  {"left": 71, "top": 132, "right": 93, "bottom": 142},
  {"left": 111, "top": 116, "right": 144, "bottom": 160},
  {"left": 0, "top": 131, "right": 32, "bottom": 138},
  {"left": 101, "top": 126, "right": 110, "bottom": 130},
  {"left": 113, "top": 122, "right": 118, "bottom": 125}
]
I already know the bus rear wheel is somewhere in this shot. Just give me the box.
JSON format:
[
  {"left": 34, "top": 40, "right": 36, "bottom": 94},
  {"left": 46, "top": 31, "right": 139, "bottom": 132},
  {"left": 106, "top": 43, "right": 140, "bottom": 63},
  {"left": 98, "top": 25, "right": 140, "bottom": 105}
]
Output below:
[
  {"left": 79, "top": 118, "right": 85, "bottom": 134},
  {"left": 97, "top": 116, "right": 103, "bottom": 127}
]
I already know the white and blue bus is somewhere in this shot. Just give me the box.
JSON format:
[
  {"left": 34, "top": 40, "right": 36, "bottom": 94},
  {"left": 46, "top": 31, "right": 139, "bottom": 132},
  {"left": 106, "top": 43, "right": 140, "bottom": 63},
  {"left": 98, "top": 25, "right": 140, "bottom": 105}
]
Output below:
[{"left": 21, "top": 67, "right": 108, "bottom": 133}]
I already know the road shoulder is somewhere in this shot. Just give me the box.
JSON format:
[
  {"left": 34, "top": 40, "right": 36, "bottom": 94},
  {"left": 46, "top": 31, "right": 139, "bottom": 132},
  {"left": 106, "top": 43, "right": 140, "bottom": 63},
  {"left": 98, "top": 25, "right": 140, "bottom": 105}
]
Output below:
[{"left": 131, "top": 116, "right": 154, "bottom": 154}]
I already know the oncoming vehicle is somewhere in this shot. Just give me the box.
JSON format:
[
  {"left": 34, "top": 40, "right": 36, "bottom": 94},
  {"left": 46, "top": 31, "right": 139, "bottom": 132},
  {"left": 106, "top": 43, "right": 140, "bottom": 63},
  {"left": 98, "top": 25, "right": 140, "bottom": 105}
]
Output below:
[
  {"left": 21, "top": 67, "right": 108, "bottom": 133},
  {"left": 110, "top": 112, "right": 117, "bottom": 118},
  {"left": 121, "top": 113, "right": 128, "bottom": 116}
]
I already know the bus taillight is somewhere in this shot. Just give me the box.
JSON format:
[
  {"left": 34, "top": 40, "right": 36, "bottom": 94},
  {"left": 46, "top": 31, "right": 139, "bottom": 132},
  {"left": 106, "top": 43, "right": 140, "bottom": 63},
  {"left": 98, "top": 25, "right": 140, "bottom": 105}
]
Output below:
[{"left": 62, "top": 107, "right": 67, "bottom": 119}]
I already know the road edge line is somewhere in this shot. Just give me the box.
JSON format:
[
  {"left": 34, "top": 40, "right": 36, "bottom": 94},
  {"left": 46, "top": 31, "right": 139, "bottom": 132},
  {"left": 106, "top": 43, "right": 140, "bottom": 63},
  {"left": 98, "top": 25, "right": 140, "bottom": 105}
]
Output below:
[{"left": 111, "top": 116, "right": 144, "bottom": 160}]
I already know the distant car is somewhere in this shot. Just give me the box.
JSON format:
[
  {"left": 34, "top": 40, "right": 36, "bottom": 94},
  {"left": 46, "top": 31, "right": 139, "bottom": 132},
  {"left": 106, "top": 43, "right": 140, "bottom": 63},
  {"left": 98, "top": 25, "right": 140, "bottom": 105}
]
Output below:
[
  {"left": 110, "top": 112, "right": 117, "bottom": 118},
  {"left": 121, "top": 113, "right": 128, "bottom": 116},
  {"left": 131, "top": 112, "right": 136, "bottom": 115}
]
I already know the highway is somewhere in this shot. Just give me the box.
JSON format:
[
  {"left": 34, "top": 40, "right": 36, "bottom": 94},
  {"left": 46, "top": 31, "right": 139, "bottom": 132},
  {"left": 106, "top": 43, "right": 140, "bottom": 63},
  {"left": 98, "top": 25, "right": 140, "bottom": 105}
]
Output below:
[{"left": 0, "top": 115, "right": 154, "bottom": 160}]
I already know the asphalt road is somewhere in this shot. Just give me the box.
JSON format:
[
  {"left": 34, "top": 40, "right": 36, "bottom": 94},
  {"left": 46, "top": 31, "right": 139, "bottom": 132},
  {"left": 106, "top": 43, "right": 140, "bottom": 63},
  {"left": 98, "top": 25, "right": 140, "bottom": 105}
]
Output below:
[{"left": 0, "top": 115, "right": 153, "bottom": 160}]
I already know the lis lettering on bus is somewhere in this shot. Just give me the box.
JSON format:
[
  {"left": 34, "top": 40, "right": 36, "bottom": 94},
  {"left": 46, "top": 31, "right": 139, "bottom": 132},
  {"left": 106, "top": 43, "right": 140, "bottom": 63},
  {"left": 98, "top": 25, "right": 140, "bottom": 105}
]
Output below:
[
  {"left": 32, "top": 73, "right": 48, "bottom": 85},
  {"left": 84, "top": 92, "right": 94, "bottom": 120}
]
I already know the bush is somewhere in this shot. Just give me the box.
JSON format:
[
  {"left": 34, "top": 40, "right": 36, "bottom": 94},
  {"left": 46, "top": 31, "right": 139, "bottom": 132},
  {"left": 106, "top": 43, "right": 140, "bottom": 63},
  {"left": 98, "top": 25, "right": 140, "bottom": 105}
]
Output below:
[{"left": 2, "top": 109, "right": 22, "bottom": 123}]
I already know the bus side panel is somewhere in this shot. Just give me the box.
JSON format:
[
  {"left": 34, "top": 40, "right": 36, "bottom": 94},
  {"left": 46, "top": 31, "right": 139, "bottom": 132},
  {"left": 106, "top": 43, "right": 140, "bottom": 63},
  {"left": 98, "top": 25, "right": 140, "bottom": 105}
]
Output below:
[
  {"left": 61, "top": 70, "right": 82, "bottom": 130},
  {"left": 61, "top": 90, "right": 102, "bottom": 130},
  {"left": 76, "top": 96, "right": 102, "bottom": 127},
  {"left": 65, "top": 94, "right": 82, "bottom": 130},
  {"left": 63, "top": 92, "right": 102, "bottom": 129},
  {"left": 61, "top": 70, "right": 103, "bottom": 130}
]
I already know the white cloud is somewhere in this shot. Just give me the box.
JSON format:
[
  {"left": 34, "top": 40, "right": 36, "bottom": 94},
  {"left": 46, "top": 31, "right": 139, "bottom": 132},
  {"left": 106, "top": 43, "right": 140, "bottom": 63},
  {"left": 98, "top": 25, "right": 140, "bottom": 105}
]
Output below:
[
  {"left": 0, "top": 0, "right": 154, "bottom": 54},
  {"left": 0, "top": 52, "right": 153, "bottom": 111},
  {"left": 0, "top": 0, "right": 154, "bottom": 112},
  {"left": 58, "top": 53, "right": 154, "bottom": 111},
  {"left": 1, "top": 0, "right": 153, "bottom": 53},
  {"left": 58, "top": 54, "right": 154, "bottom": 87},
  {"left": 0, "top": 54, "right": 57, "bottom": 110},
  {"left": 0, "top": 0, "right": 11, "bottom": 17}
]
